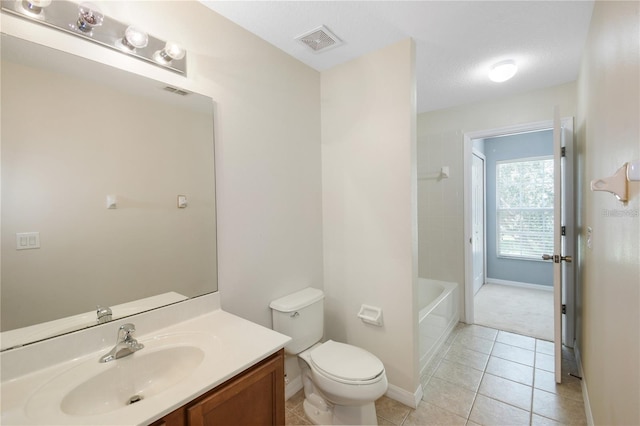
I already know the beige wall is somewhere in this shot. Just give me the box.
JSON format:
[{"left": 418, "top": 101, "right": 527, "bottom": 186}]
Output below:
[
  {"left": 321, "top": 39, "right": 420, "bottom": 400},
  {"left": 1, "top": 58, "right": 215, "bottom": 330},
  {"left": 417, "top": 82, "right": 577, "bottom": 320},
  {"left": 575, "top": 1, "right": 640, "bottom": 424},
  {"left": 1, "top": 1, "right": 323, "bottom": 329}
]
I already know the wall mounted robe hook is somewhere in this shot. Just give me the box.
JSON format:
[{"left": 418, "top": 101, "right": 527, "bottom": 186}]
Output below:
[{"left": 590, "top": 163, "right": 629, "bottom": 202}]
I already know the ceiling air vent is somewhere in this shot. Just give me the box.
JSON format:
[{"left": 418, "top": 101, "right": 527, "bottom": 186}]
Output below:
[
  {"left": 296, "top": 25, "right": 343, "bottom": 53},
  {"left": 163, "top": 86, "right": 190, "bottom": 96}
]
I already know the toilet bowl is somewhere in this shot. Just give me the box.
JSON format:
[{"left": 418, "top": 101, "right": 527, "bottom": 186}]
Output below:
[
  {"left": 297, "top": 341, "right": 388, "bottom": 424},
  {"left": 270, "top": 288, "right": 388, "bottom": 425}
]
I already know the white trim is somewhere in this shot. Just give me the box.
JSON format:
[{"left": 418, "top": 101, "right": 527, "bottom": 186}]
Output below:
[
  {"left": 288, "top": 375, "right": 426, "bottom": 411},
  {"left": 486, "top": 278, "right": 553, "bottom": 292},
  {"left": 285, "top": 375, "right": 303, "bottom": 401},
  {"left": 385, "top": 383, "right": 423, "bottom": 409},
  {"left": 463, "top": 138, "right": 474, "bottom": 323},
  {"left": 553, "top": 108, "right": 563, "bottom": 383},
  {"left": 574, "top": 345, "right": 594, "bottom": 426},
  {"left": 286, "top": 368, "right": 425, "bottom": 410}
]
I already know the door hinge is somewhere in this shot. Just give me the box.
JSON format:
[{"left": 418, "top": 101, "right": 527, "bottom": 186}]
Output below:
[
  {"left": 561, "top": 226, "right": 566, "bottom": 236},
  {"left": 561, "top": 147, "right": 566, "bottom": 157},
  {"left": 562, "top": 304, "right": 567, "bottom": 314}
]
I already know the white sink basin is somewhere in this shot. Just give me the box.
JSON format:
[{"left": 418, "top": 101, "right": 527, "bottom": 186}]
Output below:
[
  {"left": 25, "top": 333, "right": 211, "bottom": 420},
  {"left": 61, "top": 345, "right": 204, "bottom": 416}
]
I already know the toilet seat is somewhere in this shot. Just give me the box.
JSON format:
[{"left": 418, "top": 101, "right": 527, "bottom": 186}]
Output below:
[{"left": 309, "top": 340, "right": 385, "bottom": 385}]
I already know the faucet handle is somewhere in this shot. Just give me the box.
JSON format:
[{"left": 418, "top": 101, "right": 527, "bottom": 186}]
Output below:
[
  {"left": 118, "top": 323, "right": 144, "bottom": 350},
  {"left": 118, "top": 323, "right": 136, "bottom": 340}
]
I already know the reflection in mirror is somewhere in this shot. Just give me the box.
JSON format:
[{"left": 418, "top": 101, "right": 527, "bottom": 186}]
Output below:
[{"left": 1, "top": 34, "right": 217, "bottom": 350}]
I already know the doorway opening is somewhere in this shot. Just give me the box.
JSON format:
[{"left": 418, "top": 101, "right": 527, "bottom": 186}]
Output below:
[
  {"left": 471, "top": 130, "right": 554, "bottom": 341},
  {"left": 463, "top": 119, "right": 575, "bottom": 347}
]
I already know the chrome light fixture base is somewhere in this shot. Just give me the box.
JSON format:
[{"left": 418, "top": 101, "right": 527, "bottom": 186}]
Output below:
[{"left": 1, "top": 0, "right": 187, "bottom": 75}]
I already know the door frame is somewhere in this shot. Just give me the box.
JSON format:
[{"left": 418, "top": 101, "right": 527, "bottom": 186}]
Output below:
[
  {"left": 471, "top": 149, "right": 487, "bottom": 296},
  {"left": 463, "top": 118, "right": 575, "bottom": 345}
]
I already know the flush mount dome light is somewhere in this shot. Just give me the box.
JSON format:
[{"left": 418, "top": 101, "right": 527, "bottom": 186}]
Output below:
[{"left": 489, "top": 60, "right": 518, "bottom": 83}]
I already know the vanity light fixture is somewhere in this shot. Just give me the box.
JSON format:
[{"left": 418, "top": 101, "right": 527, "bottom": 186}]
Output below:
[
  {"left": 153, "top": 41, "right": 186, "bottom": 64},
  {"left": 20, "top": 0, "right": 50, "bottom": 14},
  {"left": 120, "top": 26, "right": 149, "bottom": 51},
  {"left": 1, "top": 0, "right": 187, "bottom": 75},
  {"left": 488, "top": 59, "right": 518, "bottom": 83},
  {"left": 75, "top": 2, "right": 103, "bottom": 33}
]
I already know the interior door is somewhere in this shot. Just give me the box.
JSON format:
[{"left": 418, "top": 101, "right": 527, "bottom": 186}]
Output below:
[
  {"left": 472, "top": 152, "right": 486, "bottom": 295},
  {"left": 561, "top": 121, "right": 576, "bottom": 349},
  {"left": 543, "top": 107, "right": 572, "bottom": 384}
]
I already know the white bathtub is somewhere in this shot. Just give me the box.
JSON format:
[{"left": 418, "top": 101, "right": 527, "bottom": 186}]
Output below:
[{"left": 418, "top": 278, "right": 459, "bottom": 377}]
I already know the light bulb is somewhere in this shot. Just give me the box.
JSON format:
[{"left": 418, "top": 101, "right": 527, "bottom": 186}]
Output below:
[
  {"left": 122, "top": 26, "right": 149, "bottom": 50},
  {"left": 164, "top": 42, "right": 186, "bottom": 60},
  {"left": 488, "top": 60, "right": 518, "bottom": 83},
  {"left": 21, "top": 0, "right": 51, "bottom": 14},
  {"left": 77, "top": 2, "right": 104, "bottom": 33},
  {"left": 153, "top": 41, "right": 186, "bottom": 63}
]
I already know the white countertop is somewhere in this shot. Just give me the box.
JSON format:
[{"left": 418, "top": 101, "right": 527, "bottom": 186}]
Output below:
[{"left": 0, "top": 306, "right": 291, "bottom": 425}]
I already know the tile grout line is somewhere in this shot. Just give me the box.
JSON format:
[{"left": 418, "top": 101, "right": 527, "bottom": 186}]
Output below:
[
  {"left": 530, "top": 340, "right": 538, "bottom": 425},
  {"left": 475, "top": 329, "right": 540, "bottom": 424},
  {"left": 465, "top": 327, "right": 496, "bottom": 424}
]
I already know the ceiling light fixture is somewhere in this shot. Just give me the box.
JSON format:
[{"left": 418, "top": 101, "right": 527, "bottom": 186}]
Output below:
[{"left": 489, "top": 59, "right": 518, "bottom": 83}]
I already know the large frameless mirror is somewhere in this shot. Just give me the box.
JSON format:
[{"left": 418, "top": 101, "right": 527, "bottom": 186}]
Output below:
[{"left": 1, "top": 34, "right": 217, "bottom": 350}]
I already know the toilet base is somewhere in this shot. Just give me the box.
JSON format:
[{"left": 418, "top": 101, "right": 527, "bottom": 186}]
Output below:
[
  {"left": 302, "top": 393, "right": 378, "bottom": 425},
  {"left": 333, "top": 402, "right": 378, "bottom": 425},
  {"left": 303, "top": 396, "right": 333, "bottom": 425}
]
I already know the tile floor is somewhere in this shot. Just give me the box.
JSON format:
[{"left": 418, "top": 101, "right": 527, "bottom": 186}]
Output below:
[{"left": 285, "top": 323, "right": 587, "bottom": 425}]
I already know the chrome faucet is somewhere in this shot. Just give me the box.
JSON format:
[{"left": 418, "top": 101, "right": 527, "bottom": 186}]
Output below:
[
  {"left": 99, "top": 323, "right": 144, "bottom": 363},
  {"left": 96, "top": 305, "right": 112, "bottom": 324}
]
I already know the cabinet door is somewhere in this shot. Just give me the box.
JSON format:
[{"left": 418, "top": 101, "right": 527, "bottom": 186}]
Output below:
[
  {"left": 187, "top": 350, "right": 284, "bottom": 426},
  {"left": 149, "top": 407, "right": 185, "bottom": 426}
]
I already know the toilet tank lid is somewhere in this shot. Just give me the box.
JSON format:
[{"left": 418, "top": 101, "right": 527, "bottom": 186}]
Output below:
[{"left": 270, "top": 287, "right": 324, "bottom": 312}]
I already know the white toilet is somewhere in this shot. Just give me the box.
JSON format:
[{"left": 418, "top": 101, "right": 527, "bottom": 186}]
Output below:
[{"left": 270, "top": 287, "right": 388, "bottom": 425}]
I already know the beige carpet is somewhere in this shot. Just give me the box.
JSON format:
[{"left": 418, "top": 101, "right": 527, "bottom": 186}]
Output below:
[{"left": 474, "top": 283, "right": 554, "bottom": 341}]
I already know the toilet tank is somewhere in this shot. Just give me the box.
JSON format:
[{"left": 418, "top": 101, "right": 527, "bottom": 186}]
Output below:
[{"left": 270, "top": 287, "right": 324, "bottom": 355}]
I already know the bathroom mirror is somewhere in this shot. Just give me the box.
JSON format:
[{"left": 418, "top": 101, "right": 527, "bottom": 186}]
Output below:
[{"left": 0, "top": 34, "right": 217, "bottom": 350}]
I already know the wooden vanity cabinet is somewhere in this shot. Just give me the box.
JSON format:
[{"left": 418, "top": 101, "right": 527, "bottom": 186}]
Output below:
[{"left": 150, "top": 349, "right": 285, "bottom": 426}]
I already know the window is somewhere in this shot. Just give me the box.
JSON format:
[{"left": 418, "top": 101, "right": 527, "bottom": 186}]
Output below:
[{"left": 496, "top": 156, "right": 554, "bottom": 260}]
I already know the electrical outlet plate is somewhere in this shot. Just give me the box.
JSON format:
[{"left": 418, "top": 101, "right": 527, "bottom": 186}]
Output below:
[{"left": 16, "top": 232, "right": 40, "bottom": 250}]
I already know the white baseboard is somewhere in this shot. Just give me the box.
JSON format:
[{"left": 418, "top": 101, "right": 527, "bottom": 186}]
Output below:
[
  {"left": 285, "top": 375, "right": 303, "bottom": 401},
  {"left": 385, "top": 383, "right": 423, "bottom": 409},
  {"left": 486, "top": 278, "right": 553, "bottom": 292},
  {"left": 290, "top": 377, "right": 423, "bottom": 410},
  {"left": 574, "top": 345, "right": 594, "bottom": 426}
]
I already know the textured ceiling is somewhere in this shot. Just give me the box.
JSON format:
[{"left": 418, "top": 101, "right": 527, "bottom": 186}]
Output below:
[{"left": 201, "top": 1, "right": 594, "bottom": 113}]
